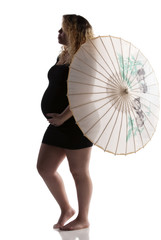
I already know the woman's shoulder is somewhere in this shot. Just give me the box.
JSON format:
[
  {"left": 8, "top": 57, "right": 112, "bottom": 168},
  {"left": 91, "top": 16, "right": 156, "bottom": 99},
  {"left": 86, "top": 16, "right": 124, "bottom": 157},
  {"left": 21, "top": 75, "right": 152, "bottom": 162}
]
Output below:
[{"left": 55, "top": 57, "right": 70, "bottom": 67}]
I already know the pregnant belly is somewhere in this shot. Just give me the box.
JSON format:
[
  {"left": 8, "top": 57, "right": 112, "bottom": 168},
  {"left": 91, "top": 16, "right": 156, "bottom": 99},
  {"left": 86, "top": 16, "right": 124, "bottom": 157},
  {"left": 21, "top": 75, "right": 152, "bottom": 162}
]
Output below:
[{"left": 41, "top": 86, "right": 68, "bottom": 118}]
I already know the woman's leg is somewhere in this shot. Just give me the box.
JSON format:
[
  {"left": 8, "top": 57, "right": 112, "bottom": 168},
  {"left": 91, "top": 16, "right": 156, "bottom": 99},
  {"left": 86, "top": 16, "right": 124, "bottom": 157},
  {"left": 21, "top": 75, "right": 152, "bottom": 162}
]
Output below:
[
  {"left": 61, "top": 147, "right": 93, "bottom": 230},
  {"left": 37, "top": 143, "right": 75, "bottom": 228}
]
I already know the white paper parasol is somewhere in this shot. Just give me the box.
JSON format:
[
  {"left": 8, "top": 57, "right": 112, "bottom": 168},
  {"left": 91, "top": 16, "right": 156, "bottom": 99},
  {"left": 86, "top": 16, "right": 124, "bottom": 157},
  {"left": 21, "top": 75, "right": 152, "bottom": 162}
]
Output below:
[{"left": 67, "top": 36, "right": 160, "bottom": 155}]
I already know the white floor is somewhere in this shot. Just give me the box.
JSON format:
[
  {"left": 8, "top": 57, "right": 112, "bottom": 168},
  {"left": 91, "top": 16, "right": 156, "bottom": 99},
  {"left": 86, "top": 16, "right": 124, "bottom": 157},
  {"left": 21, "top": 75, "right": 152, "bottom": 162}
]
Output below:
[{"left": 53, "top": 228, "right": 90, "bottom": 240}]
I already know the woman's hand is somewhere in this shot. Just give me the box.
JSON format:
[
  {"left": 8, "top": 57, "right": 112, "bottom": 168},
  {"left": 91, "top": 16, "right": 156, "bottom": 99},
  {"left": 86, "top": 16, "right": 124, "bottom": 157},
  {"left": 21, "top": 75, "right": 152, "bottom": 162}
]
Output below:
[
  {"left": 46, "top": 113, "right": 65, "bottom": 127},
  {"left": 46, "top": 106, "right": 72, "bottom": 127}
]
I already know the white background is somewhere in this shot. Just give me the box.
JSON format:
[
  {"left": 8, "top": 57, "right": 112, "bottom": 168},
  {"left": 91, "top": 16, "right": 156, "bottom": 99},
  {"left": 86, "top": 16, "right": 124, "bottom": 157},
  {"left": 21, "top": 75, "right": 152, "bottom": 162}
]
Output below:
[{"left": 0, "top": 0, "right": 161, "bottom": 239}]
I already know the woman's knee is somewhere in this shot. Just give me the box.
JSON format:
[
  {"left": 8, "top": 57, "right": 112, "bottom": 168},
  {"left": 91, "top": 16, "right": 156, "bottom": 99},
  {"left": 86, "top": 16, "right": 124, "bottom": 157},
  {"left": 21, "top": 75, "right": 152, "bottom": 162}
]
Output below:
[
  {"left": 36, "top": 160, "right": 44, "bottom": 175},
  {"left": 70, "top": 167, "right": 90, "bottom": 181},
  {"left": 37, "top": 157, "right": 49, "bottom": 177},
  {"left": 66, "top": 147, "right": 92, "bottom": 181},
  {"left": 36, "top": 144, "right": 65, "bottom": 177},
  {"left": 36, "top": 153, "right": 56, "bottom": 177}
]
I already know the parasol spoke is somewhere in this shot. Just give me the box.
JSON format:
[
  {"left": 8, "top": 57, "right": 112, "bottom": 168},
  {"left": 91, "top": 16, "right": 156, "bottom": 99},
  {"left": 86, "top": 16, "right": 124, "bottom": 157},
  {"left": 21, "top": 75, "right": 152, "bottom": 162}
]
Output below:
[
  {"left": 131, "top": 93, "right": 159, "bottom": 109},
  {"left": 69, "top": 80, "right": 117, "bottom": 91},
  {"left": 129, "top": 99, "right": 145, "bottom": 149},
  {"left": 73, "top": 54, "right": 117, "bottom": 87},
  {"left": 125, "top": 42, "right": 132, "bottom": 87},
  {"left": 129, "top": 97, "right": 155, "bottom": 145},
  {"left": 132, "top": 91, "right": 159, "bottom": 98},
  {"left": 141, "top": 108, "right": 156, "bottom": 131},
  {"left": 70, "top": 95, "right": 116, "bottom": 109},
  {"left": 127, "top": 101, "right": 137, "bottom": 153},
  {"left": 77, "top": 95, "right": 119, "bottom": 122},
  {"left": 135, "top": 113, "right": 151, "bottom": 142},
  {"left": 131, "top": 83, "right": 158, "bottom": 92},
  {"left": 127, "top": 49, "right": 141, "bottom": 89},
  {"left": 137, "top": 101, "right": 159, "bottom": 120},
  {"left": 105, "top": 101, "right": 122, "bottom": 152},
  {"left": 70, "top": 66, "right": 108, "bottom": 86},
  {"left": 120, "top": 38, "right": 126, "bottom": 85},
  {"left": 85, "top": 97, "right": 120, "bottom": 136},
  {"left": 125, "top": 103, "right": 128, "bottom": 155},
  {"left": 68, "top": 91, "right": 119, "bottom": 96},
  {"left": 131, "top": 71, "right": 154, "bottom": 89},
  {"left": 115, "top": 100, "right": 125, "bottom": 155},
  {"left": 130, "top": 95, "right": 159, "bottom": 126},
  {"left": 143, "top": 113, "right": 156, "bottom": 133},
  {"left": 130, "top": 88, "right": 159, "bottom": 97},
  {"left": 130, "top": 97, "right": 157, "bottom": 131},
  {"left": 129, "top": 59, "right": 148, "bottom": 87},
  {"left": 88, "top": 37, "right": 121, "bottom": 86},
  {"left": 81, "top": 44, "right": 120, "bottom": 88},
  {"left": 94, "top": 98, "right": 121, "bottom": 145},
  {"left": 109, "top": 36, "right": 124, "bottom": 84},
  {"left": 70, "top": 63, "right": 117, "bottom": 89},
  {"left": 98, "top": 37, "right": 123, "bottom": 86}
]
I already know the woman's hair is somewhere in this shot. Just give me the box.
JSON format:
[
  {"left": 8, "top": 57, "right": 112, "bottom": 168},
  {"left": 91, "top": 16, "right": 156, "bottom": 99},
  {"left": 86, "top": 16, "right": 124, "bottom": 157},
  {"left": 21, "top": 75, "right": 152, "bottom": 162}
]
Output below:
[{"left": 59, "top": 14, "right": 94, "bottom": 64}]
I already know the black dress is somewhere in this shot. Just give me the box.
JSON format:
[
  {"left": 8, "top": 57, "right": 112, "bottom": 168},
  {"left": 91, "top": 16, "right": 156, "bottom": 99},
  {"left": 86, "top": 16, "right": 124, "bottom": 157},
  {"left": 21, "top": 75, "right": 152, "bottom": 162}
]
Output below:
[{"left": 41, "top": 61, "right": 93, "bottom": 149}]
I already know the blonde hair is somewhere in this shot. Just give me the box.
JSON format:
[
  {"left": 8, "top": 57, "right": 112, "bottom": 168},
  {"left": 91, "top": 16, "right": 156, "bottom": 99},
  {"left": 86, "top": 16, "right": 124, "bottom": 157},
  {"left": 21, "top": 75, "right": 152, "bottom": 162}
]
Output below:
[{"left": 58, "top": 14, "right": 94, "bottom": 64}]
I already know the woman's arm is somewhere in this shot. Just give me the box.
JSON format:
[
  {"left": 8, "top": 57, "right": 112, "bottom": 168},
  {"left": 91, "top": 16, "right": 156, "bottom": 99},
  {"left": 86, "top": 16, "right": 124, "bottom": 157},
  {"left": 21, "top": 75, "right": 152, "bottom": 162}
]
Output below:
[{"left": 46, "top": 105, "right": 72, "bottom": 126}]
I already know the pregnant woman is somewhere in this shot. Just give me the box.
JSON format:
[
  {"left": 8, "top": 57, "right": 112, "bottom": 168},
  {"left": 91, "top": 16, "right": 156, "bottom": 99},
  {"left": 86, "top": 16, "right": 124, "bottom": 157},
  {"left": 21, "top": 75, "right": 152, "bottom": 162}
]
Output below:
[{"left": 37, "top": 14, "right": 94, "bottom": 231}]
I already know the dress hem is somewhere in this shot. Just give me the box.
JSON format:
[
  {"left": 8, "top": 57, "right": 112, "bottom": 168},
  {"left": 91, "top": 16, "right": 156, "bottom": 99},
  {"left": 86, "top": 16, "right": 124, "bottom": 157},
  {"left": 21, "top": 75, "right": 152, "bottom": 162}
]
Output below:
[{"left": 42, "top": 141, "right": 93, "bottom": 150}]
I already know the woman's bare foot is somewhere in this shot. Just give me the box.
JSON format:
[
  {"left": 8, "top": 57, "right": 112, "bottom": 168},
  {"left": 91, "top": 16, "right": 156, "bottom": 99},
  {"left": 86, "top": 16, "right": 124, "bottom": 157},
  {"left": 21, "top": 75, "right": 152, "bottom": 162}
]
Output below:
[
  {"left": 53, "top": 208, "right": 75, "bottom": 229},
  {"left": 60, "top": 217, "right": 89, "bottom": 231}
]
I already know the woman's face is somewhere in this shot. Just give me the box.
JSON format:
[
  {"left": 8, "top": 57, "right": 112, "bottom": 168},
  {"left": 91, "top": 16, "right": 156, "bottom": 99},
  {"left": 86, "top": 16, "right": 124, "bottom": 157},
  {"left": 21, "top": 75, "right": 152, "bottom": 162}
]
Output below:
[{"left": 58, "top": 28, "right": 68, "bottom": 45}]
